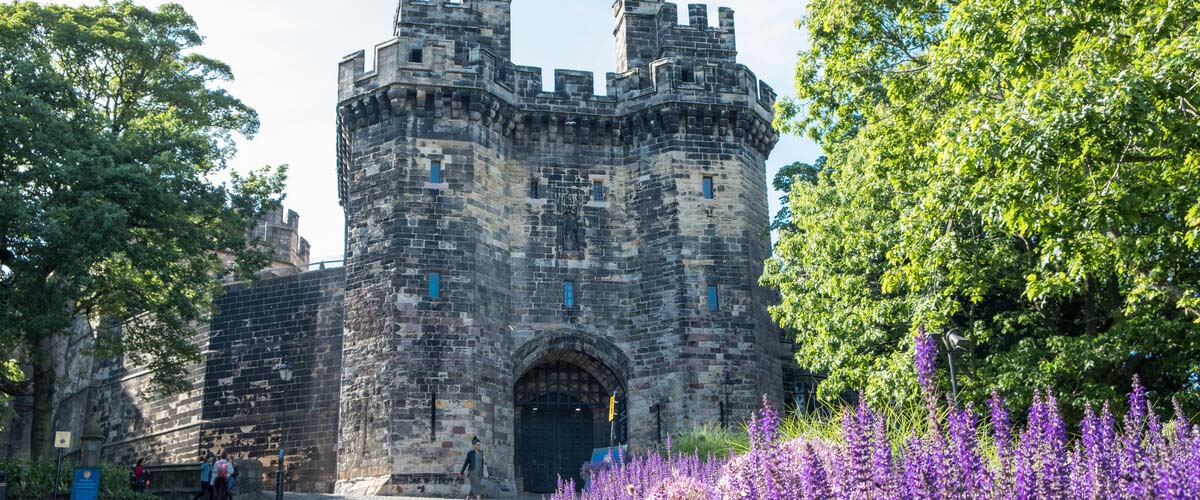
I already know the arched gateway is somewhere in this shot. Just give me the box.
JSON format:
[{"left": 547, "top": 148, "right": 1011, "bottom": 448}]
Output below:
[
  {"left": 512, "top": 334, "right": 629, "bottom": 493},
  {"left": 332, "top": 0, "right": 786, "bottom": 496}
]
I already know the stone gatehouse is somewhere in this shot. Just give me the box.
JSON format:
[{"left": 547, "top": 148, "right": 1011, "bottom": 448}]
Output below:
[{"left": 1, "top": 1, "right": 793, "bottom": 497}]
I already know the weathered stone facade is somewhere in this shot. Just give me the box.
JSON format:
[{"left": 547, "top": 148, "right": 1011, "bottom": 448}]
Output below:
[
  {"left": 90, "top": 268, "right": 345, "bottom": 493},
  {"left": 335, "top": 0, "right": 784, "bottom": 495},
  {"left": 4, "top": 2, "right": 789, "bottom": 497}
]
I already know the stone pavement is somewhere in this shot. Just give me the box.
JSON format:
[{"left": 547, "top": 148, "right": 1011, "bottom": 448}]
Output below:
[{"left": 281, "top": 492, "right": 548, "bottom": 500}]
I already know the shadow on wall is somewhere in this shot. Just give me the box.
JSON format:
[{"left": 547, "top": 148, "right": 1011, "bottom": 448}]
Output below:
[
  {"left": 198, "top": 269, "right": 346, "bottom": 494},
  {"left": 90, "top": 268, "right": 345, "bottom": 494}
]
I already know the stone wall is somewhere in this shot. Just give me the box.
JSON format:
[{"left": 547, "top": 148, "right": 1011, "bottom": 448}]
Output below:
[
  {"left": 92, "top": 268, "right": 345, "bottom": 494},
  {"left": 335, "top": 0, "right": 785, "bottom": 495},
  {"left": 198, "top": 268, "right": 345, "bottom": 494},
  {"left": 94, "top": 331, "right": 209, "bottom": 466},
  {"left": 144, "top": 460, "right": 263, "bottom": 500}
]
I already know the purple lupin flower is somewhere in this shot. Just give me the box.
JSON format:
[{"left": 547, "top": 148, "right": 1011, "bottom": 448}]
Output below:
[
  {"left": 1167, "top": 399, "right": 1200, "bottom": 497},
  {"left": 1015, "top": 390, "right": 1069, "bottom": 499},
  {"left": 914, "top": 325, "right": 938, "bottom": 397},
  {"left": 1119, "top": 376, "right": 1152, "bottom": 497},
  {"left": 1071, "top": 402, "right": 1118, "bottom": 498},
  {"left": 900, "top": 437, "right": 937, "bottom": 500},
  {"left": 1048, "top": 392, "right": 1070, "bottom": 491},
  {"left": 871, "top": 407, "right": 899, "bottom": 499},
  {"left": 797, "top": 442, "right": 831, "bottom": 500},
  {"left": 988, "top": 389, "right": 1015, "bottom": 497},
  {"left": 841, "top": 401, "right": 874, "bottom": 497},
  {"left": 946, "top": 404, "right": 991, "bottom": 499}
]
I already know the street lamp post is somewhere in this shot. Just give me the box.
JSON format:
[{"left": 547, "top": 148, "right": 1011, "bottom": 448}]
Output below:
[
  {"left": 942, "top": 329, "right": 967, "bottom": 401},
  {"left": 275, "top": 361, "right": 293, "bottom": 500}
]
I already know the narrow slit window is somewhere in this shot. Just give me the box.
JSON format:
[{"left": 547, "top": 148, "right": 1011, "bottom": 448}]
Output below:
[
  {"left": 409, "top": 47, "right": 424, "bottom": 63},
  {"left": 563, "top": 281, "right": 575, "bottom": 307},
  {"left": 429, "top": 390, "right": 437, "bottom": 442},
  {"left": 707, "top": 285, "right": 719, "bottom": 312},
  {"left": 702, "top": 176, "right": 714, "bottom": 199},
  {"left": 430, "top": 161, "right": 442, "bottom": 183},
  {"left": 530, "top": 177, "right": 540, "bottom": 199},
  {"left": 592, "top": 181, "right": 604, "bottom": 202},
  {"left": 429, "top": 273, "right": 441, "bottom": 299}
]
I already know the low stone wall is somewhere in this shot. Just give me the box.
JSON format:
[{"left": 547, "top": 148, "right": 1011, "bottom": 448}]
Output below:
[{"left": 145, "top": 461, "right": 262, "bottom": 500}]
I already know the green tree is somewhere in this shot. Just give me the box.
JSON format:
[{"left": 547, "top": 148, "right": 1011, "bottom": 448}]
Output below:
[
  {"left": 771, "top": 156, "right": 827, "bottom": 232},
  {"left": 0, "top": 1, "right": 286, "bottom": 453},
  {"left": 766, "top": 0, "right": 1200, "bottom": 416}
]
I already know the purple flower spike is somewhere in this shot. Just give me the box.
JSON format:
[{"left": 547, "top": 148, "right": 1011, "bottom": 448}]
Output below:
[
  {"left": 914, "top": 325, "right": 938, "bottom": 397},
  {"left": 553, "top": 374, "right": 1197, "bottom": 500}
]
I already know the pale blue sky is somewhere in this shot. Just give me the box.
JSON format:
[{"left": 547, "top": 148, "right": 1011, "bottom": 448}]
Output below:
[{"left": 44, "top": 1, "right": 820, "bottom": 262}]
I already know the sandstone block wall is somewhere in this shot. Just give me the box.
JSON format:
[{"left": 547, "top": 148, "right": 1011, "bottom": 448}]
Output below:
[
  {"left": 91, "top": 268, "right": 345, "bottom": 493},
  {"left": 199, "top": 268, "right": 345, "bottom": 494},
  {"left": 335, "top": 0, "right": 785, "bottom": 495}
]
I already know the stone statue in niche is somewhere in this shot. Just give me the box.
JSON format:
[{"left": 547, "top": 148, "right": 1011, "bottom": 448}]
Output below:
[{"left": 553, "top": 190, "right": 589, "bottom": 253}]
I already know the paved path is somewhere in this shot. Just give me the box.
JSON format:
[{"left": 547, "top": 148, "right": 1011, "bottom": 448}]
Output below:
[{"left": 282, "top": 492, "right": 549, "bottom": 500}]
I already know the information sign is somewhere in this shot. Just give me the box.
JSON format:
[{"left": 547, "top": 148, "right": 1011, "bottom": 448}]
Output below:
[
  {"left": 69, "top": 468, "right": 101, "bottom": 500},
  {"left": 54, "top": 432, "right": 71, "bottom": 449}
]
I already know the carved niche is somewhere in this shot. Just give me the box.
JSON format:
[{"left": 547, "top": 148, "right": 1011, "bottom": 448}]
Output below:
[{"left": 552, "top": 190, "right": 589, "bottom": 255}]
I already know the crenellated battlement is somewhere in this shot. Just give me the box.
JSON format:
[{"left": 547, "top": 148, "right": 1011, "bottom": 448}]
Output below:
[
  {"left": 653, "top": 4, "right": 737, "bottom": 58},
  {"left": 343, "top": 1, "right": 768, "bottom": 108},
  {"left": 336, "top": 34, "right": 775, "bottom": 117},
  {"left": 336, "top": 0, "right": 777, "bottom": 159}
]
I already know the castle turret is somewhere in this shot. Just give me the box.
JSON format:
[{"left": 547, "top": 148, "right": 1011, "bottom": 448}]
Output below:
[
  {"left": 614, "top": 0, "right": 737, "bottom": 72},
  {"left": 394, "top": 0, "right": 511, "bottom": 61},
  {"left": 336, "top": 1, "right": 781, "bottom": 495}
]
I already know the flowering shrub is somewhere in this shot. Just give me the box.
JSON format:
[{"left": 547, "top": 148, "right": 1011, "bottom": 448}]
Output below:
[{"left": 553, "top": 334, "right": 1200, "bottom": 499}]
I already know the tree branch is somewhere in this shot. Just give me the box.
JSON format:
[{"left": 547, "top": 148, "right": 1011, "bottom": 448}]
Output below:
[{"left": 1118, "top": 154, "right": 1175, "bottom": 164}]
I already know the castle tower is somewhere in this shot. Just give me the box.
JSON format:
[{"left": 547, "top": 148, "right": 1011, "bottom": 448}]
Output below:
[{"left": 336, "top": 1, "right": 782, "bottom": 495}]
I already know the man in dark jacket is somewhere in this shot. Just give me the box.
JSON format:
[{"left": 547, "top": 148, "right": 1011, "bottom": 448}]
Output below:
[{"left": 459, "top": 437, "right": 486, "bottom": 500}]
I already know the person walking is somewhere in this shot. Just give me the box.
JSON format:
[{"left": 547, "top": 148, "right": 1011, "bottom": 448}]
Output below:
[
  {"left": 211, "top": 453, "right": 235, "bottom": 500},
  {"left": 459, "top": 437, "right": 487, "bottom": 500},
  {"left": 192, "top": 455, "right": 214, "bottom": 500},
  {"left": 131, "top": 458, "right": 149, "bottom": 493}
]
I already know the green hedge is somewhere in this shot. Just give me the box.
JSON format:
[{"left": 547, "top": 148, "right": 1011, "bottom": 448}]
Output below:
[{"left": 0, "top": 458, "right": 158, "bottom": 500}]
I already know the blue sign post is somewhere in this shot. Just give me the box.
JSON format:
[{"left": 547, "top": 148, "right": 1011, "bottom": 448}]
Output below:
[{"left": 70, "top": 468, "right": 101, "bottom": 500}]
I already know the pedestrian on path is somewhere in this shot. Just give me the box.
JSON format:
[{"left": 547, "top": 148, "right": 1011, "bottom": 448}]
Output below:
[
  {"left": 459, "top": 436, "right": 488, "bottom": 500},
  {"left": 211, "top": 453, "right": 235, "bottom": 500},
  {"left": 131, "top": 458, "right": 150, "bottom": 492},
  {"left": 192, "top": 455, "right": 215, "bottom": 500}
]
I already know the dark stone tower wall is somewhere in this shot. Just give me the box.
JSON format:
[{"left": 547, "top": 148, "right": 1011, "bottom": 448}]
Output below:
[
  {"left": 200, "top": 269, "right": 345, "bottom": 493},
  {"left": 337, "top": 0, "right": 781, "bottom": 496},
  {"left": 91, "top": 269, "right": 345, "bottom": 494}
]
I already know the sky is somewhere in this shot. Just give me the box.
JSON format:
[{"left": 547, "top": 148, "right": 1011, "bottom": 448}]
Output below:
[{"left": 43, "top": 0, "right": 820, "bottom": 262}]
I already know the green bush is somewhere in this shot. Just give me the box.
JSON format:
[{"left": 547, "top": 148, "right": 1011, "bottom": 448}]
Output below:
[
  {"left": 0, "top": 458, "right": 64, "bottom": 499},
  {"left": 0, "top": 458, "right": 157, "bottom": 500}
]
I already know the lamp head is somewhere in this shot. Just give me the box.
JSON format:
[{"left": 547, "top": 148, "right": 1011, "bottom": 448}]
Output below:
[{"left": 945, "top": 329, "right": 967, "bottom": 350}]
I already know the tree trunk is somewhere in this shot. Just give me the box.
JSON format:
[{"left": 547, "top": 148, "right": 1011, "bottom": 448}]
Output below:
[{"left": 29, "top": 333, "right": 56, "bottom": 459}]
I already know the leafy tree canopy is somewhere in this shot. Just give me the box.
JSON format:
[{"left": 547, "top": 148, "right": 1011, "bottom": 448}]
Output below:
[
  {"left": 766, "top": 0, "right": 1200, "bottom": 416},
  {"left": 0, "top": 1, "right": 286, "bottom": 449},
  {"left": 771, "top": 156, "right": 827, "bottom": 232}
]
